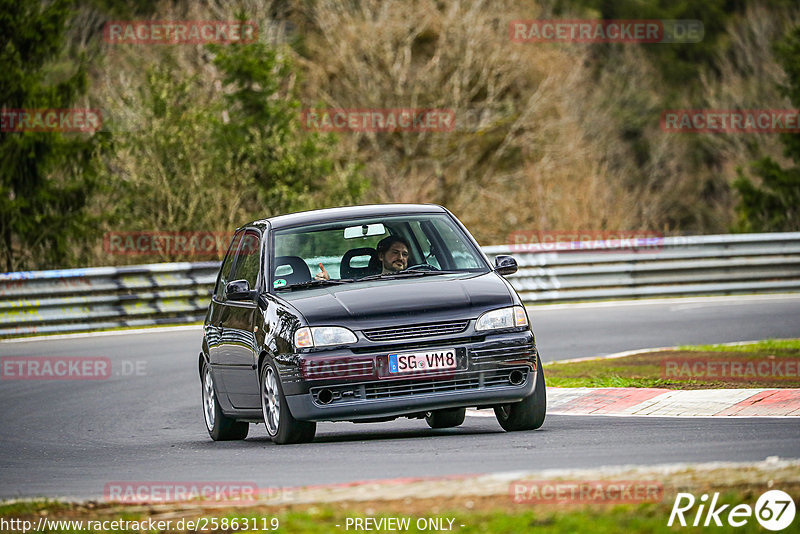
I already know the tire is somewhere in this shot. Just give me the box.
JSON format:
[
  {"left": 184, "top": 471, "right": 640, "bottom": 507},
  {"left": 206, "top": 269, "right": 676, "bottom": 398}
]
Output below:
[
  {"left": 425, "top": 407, "right": 466, "bottom": 429},
  {"left": 202, "top": 362, "right": 249, "bottom": 441},
  {"left": 260, "top": 359, "right": 316, "bottom": 445},
  {"left": 494, "top": 355, "right": 546, "bottom": 431}
]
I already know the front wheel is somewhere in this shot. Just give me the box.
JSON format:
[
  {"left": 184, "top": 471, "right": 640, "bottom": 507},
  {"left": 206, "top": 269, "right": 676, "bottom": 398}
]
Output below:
[
  {"left": 494, "top": 355, "right": 546, "bottom": 431},
  {"left": 260, "top": 359, "right": 316, "bottom": 445},
  {"left": 202, "top": 362, "right": 249, "bottom": 441}
]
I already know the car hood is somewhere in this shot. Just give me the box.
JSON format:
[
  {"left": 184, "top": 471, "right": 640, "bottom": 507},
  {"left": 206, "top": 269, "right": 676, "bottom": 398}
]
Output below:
[{"left": 279, "top": 272, "right": 515, "bottom": 329}]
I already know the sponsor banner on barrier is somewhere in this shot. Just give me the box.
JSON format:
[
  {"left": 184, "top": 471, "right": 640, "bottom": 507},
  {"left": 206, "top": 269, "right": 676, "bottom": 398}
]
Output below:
[
  {"left": 104, "top": 20, "right": 258, "bottom": 44},
  {"left": 509, "top": 19, "right": 703, "bottom": 43},
  {"left": 510, "top": 480, "right": 664, "bottom": 504}
]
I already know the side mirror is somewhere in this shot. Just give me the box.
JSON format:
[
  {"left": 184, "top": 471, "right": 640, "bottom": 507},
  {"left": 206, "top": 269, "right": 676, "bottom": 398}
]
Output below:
[
  {"left": 225, "top": 279, "right": 252, "bottom": 301},
  {"left": 494, "top": 255, "right": 518, "bottom": 275}
]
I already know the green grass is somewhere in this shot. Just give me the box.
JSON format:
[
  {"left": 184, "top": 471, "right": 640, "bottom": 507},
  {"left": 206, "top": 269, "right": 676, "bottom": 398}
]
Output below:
[
  {"left": 0, "top": 490, "right": 790, "bottom": 533},
  {"left": 677, "top": 339, "right": 800, "bottom": 352},
  {"left": 0, "top": 500, "right": 72, "bottom": 517},
  {"left": 545, "top": 339, "right": 800, "bottom": 389}
]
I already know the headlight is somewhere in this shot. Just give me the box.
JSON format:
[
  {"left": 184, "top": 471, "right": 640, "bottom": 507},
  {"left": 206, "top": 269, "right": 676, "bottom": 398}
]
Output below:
[
  {"left": 294, "top": 326, "right": 358, "bottom": 349},
  {"left": 475, "top": 306, "right": 528, "bottom": 331}
]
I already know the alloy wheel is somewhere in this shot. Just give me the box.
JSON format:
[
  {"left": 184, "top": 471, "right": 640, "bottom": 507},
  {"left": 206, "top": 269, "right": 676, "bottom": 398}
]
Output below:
[{"left": 262, "top": 366, "right": 280, "bottom": 435}]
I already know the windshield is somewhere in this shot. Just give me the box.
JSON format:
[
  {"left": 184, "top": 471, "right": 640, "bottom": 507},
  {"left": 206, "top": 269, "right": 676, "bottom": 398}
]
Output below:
[{"left": 270, "top": 213, "right": 488, "bottom": 290}]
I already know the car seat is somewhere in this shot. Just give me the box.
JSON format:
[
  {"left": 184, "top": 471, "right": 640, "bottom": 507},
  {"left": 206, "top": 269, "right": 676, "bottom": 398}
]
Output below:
[
  {"left": 340, "top": 247, "right": 381, "bottom": 279},
  {"left": 273, "top": 256, "right": 312, "bottom": 285}
]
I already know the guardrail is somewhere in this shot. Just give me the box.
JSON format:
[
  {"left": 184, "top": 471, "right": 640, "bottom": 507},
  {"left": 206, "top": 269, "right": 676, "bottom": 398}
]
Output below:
[
  {"left": 482, "top": 232, "right": 800, "bottom": 303},
  {"left": 1, "top": 232, "right": 799, "bottom": 337},
  {"left": 0, "top": 263, "right": 219, "bottom": 337}
]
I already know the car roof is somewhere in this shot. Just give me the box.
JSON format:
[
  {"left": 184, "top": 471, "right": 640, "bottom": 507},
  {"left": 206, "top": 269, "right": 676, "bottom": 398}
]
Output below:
[{"left": 245, "top": 204, "right": 448, "bottom": 231}]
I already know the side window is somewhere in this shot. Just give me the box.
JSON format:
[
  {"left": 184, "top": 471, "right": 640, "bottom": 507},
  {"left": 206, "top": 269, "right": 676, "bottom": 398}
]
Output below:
[
  {"left": 230, "top": 230, "right": 261, "bottom": 289},
  {"left": 214, "top": 231, "right": 243, "bottom": 300}
]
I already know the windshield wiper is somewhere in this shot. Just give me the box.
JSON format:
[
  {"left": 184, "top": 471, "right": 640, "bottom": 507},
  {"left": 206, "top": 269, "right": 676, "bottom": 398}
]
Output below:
[
  {"left": 358, "top": 269, "right": 460, "bottom": 281},
  {"left": 276, "top": 278, "right": 354, "bottom": 291},
  {"left": 405, "top": 268, "right": 461, "bottom": 274}
]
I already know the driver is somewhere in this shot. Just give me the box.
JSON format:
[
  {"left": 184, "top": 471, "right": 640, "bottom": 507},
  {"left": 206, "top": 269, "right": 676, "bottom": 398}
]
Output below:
[
  {"left": 375, "top": 235, "right": 410, "bottom": 273},
  {"left": 315, "top": 235, "right": 411, "bottom": 280}
]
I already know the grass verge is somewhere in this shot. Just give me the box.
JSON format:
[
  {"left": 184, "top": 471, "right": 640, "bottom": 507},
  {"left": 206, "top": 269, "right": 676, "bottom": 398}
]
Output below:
[
  {"left": 0, "top": 490, "right": 798, "bottom": 534},
  {"left": 1, "top": 490, "right": 797, "bottom": 533},
  {"left": 544, "top": 339, "right": 800, "bottom": 389},
  {"left": 3, "top": 461, "right": 797, "bottom": 533}
]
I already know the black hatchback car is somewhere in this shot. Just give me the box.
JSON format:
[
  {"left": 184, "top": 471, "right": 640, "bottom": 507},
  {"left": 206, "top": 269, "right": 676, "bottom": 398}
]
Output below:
[{"left": 199, "top": 204, "right": 545, "bottom": 444}]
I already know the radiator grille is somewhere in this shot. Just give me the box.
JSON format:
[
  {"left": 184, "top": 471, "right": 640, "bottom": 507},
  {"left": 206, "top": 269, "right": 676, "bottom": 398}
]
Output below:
[
  {"left": 469, "top": 345, "right": 535, "bottom": 366},
  {"left": 363, "top": 320, "right": 469, "bottom": 342}
]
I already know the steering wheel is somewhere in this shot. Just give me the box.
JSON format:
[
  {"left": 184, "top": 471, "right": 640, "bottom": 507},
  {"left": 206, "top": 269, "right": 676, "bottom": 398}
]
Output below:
[{"left": 405, "top": 263, "right": 440, "bottom": 271}]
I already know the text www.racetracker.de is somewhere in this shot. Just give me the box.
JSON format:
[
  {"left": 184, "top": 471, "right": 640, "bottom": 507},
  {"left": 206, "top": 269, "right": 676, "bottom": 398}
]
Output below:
[{"left": 0, "top": 516, "right": 280, "bottom": 533}]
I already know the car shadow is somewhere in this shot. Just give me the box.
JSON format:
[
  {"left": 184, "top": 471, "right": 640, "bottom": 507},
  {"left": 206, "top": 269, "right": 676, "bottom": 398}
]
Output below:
[
  {"left": 236, "top": 423, "right": 506, "bottom": 446},
  {"left": 191, "top": 423, "right": 546, "bottom": 449}
]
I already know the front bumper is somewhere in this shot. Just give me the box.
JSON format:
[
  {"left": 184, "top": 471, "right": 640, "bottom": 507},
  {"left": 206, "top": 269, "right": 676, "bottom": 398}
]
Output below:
[{"left": 281, "top": 330, "right": 538, "bottom": 422}]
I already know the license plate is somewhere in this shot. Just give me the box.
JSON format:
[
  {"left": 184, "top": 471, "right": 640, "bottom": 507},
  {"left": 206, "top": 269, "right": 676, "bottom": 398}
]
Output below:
[{"left": 388, "top": 349, "right": 457, "bottom": 374}]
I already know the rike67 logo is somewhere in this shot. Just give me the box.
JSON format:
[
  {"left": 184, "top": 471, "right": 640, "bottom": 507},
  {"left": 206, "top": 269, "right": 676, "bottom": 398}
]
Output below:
[{"left": 669, "top": 490, "right": 796, "bottom": 531}]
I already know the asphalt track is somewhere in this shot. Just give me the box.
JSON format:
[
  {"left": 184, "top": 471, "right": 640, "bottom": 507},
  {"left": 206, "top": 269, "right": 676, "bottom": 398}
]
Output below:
[{"left": 0, "top": 294, "right": 798, "bottom": 500}]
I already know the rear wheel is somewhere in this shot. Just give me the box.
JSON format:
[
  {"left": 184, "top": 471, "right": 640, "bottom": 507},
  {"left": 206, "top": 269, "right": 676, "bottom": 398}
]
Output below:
[
  {"left": 425, "top": 407, "right": 466, "bottom": 428},
  {"left": 494, "top": 356, "right": 546, "bottom": 431},
  {"left": 202, "top": 362, "right": 249, "bottom": 441},
  {"left": 260, "top": 359, "right": 316, "bottom": 444}
]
